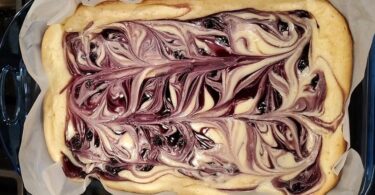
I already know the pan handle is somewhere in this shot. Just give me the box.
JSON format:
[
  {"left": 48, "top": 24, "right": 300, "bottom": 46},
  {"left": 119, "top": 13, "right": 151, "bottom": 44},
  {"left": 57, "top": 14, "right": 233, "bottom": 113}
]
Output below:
[
  {"left": 0, "top": 65, "right": 22, "bottom": 124},
  {"left": 359, "top": 35, "right": 375, "bottom": 195},
  {"left": 0, "top": 64, "right": 25, "bottom": 173}
]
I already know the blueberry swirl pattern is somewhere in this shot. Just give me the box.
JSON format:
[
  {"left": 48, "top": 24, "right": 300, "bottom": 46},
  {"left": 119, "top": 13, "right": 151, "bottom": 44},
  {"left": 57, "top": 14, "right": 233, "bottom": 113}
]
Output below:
[{"left": 62, "top": 9, "right": 343, "bottom": 194}]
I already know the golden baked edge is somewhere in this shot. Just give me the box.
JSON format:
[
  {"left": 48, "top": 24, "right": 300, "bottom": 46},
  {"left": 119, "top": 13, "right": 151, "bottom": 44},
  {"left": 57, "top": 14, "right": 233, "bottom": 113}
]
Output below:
[{"left": 41, "top": 0, "right": 352, "bottom": 194}]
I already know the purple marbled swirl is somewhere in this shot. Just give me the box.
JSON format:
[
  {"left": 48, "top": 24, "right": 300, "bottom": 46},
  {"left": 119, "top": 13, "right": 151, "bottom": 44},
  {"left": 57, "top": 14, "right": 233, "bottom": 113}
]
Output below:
[{"left": 61, "top": 9, "right": 342, "bottom": 194}]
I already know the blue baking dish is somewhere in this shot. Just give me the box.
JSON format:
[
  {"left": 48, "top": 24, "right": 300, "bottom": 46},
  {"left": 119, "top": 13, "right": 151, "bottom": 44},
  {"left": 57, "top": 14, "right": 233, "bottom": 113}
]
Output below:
[{"left": 0, "top": 1, "right": 374, "bottom": 194}]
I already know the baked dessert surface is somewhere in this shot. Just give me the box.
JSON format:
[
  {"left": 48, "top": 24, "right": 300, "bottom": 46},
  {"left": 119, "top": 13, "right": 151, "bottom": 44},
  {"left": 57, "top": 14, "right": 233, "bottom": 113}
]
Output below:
[{"left": 41, "top": 0, "right": 352, "bottom": 194}]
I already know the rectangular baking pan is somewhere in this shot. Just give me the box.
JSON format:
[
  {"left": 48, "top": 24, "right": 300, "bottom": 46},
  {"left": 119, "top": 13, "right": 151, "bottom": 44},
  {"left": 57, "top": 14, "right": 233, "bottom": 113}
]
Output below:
[{"left": 0, "top": 1, "right": 374, "bottom": 194}]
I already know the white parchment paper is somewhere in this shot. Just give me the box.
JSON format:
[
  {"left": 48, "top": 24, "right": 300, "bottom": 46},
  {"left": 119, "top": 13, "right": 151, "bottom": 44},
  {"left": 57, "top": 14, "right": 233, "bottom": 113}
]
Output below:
[{"left": 18, "top": 0, "right": 373, "bottom": 194}]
